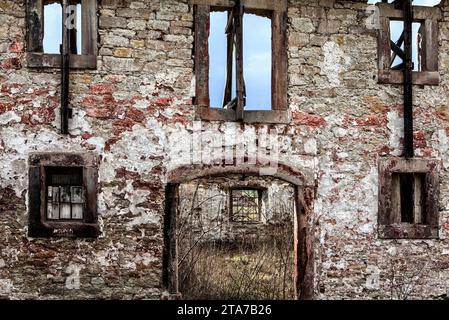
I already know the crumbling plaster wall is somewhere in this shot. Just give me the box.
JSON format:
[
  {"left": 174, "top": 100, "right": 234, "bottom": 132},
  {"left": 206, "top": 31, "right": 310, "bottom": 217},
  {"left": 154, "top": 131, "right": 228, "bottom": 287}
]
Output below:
[{"left": 0, "top": 0, "right": 449, "bottom": 299}]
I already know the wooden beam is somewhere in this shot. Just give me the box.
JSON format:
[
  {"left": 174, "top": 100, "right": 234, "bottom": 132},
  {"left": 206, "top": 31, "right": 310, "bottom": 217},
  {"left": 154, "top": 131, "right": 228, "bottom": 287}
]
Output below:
[
  {"left": 403, "top": 0, "right": 413, "bottom": 159},
  {"left": 194, "top": 5, "right": 210, "bottom": 107},
  {"left": 163, "top": 183, "right": 180, "bottom": 294},
  {"left": 61, "top": 0, "right": 70, "bottom": 135},
  {"left": 223, "top": 11, "right": 234, "bottom": 107},
  {"left": 272, "top": 11, "right": 288, "bottom": 111},
  {"left": 235, "top": 0, "right": 244, "bottom": 120},
  {"left": 295, "top": 186, "right": 315, "bottom": 300}
]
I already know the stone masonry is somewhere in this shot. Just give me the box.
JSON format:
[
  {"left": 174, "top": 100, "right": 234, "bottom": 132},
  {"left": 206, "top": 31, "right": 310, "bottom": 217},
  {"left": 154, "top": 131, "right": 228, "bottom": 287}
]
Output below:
[{"left": 1, "top": 0, "right": 449, "bottom": 299}]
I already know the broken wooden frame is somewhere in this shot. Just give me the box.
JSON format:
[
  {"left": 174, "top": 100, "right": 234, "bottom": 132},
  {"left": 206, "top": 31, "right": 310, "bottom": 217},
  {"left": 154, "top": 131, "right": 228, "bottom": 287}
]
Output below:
[
  {"left": 28, "top": 152, "right": 100, "bottom": 238},
  {"left": 378, "top": 158, "right": 439, "bottom": 239},
  {"left": 377, "top": 1, "right": 441, "bottom": 85},
  {"left": 192, "top": 0, "right": 289, "bottom": 123},
  {"left": 163, "top": 161, "right": 315, "bottom": 299},
  {"left": 26, "top": 0, "right": 98, "bottom": 69}
]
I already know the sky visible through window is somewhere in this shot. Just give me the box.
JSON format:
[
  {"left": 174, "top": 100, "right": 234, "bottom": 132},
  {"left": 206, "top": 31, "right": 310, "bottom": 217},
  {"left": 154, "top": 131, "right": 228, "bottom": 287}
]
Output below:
[
  {"left": 208, "top": 12, "right": 272, "bottom": 110},
  {"left": 368, "top": 0, "right": 440, "bottom": 71},
  {"left": 43, "top": 3, "right": 82, "bottom": 54},
  {"left": 42, "top": 1, "right": 440, "bottom": 105}
]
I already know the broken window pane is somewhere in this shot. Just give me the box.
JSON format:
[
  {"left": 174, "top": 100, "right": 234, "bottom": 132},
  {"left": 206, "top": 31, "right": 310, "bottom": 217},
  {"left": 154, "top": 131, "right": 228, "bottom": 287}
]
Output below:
[
  {"left": 231, "top": 189, "right": 260, "bottom": 223},
  {"left": 46, "top": 167, "right": 84, "bottom": 220}
]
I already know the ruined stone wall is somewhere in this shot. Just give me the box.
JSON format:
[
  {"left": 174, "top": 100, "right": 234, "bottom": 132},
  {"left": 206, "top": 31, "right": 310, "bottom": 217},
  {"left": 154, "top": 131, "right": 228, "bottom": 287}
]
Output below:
[{"left": 1, "top": 0, "right": 449, "bottom": 299}]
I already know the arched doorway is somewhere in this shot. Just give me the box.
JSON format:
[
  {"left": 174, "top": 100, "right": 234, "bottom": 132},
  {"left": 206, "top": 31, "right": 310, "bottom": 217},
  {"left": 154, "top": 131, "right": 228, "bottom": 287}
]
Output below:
[{"left": 162, "top": 160, "right": 315, "bottom": 300}]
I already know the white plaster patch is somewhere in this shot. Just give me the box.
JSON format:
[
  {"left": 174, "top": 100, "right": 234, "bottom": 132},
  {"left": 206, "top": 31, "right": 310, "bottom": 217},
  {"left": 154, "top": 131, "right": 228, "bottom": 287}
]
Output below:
[
  {"left": 304, "top": 138, "right": 318, "bottom": 155},
  {"left": 319, "top": 41, "right": 351, "bottom": 87},
  {"left": 0, "top": 279, "right": 13, "bottom": 295},
  {"left": 365, "top": 265, "right": 381, "bottom": 290},
  {"left": 432, "top": 130, "right": 449, "bottom": 169},
  {"left": 65, "top": 264, "right": 82, "bottom": 290},
  {"left": 0, "top": 126, "right": 85, "bottom": 197},
  {"left": 0, "top": 111, "right": 20, "bottom": 125},
  {"left": 387, "top": 110, "right": 403, "bottom": 156}
]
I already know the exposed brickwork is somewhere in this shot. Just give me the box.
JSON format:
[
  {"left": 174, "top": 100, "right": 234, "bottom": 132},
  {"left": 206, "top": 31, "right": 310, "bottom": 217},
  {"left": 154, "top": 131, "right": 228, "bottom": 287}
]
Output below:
[{"left": 1, "top": 0, "right": 449, "bottom": 299}]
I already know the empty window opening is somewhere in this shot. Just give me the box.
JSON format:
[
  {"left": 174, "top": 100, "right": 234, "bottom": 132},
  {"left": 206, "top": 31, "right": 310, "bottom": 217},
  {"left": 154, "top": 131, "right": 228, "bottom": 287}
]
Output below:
[
  {"left": 231, "top": 189, "right": 261, "bottom": 223},
  {"left": 43, "top": 0, "right": 82, "bottom": 55},
  {"left": 45, "top": 166, "right": 84, "bottom": 220},
  {"left": 209, "top": 11, "right": 230, "bottom": 108},
  {"left": 208, "top": 10, "right": 272, "bottom": 110},
  {"left": 392, "top": 172, "right": 427, "bottom": 224},
  {"left": 389, "top": 21, "right": 423, "bottom": 71},
  {"left": 243, "top": 14, "right": 272, "bottom": 110}
]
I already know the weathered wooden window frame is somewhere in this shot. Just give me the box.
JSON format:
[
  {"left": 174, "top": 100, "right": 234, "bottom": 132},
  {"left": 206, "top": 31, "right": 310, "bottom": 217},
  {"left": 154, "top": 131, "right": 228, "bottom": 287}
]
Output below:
[
  {"left": 28, "top": 152, "right": 100, "bottom": 238},
  {"left": 378, "top": 158, "right": 439, "bottom": 239},
  {"left": 26, "top": 0, "right": 98, "bottom": 69},
  {"left": 377, "top": 2, "right": 440, "bottom": 85},
  {"left": 192, "top": 0, "right": 289, "bottom": 124}
]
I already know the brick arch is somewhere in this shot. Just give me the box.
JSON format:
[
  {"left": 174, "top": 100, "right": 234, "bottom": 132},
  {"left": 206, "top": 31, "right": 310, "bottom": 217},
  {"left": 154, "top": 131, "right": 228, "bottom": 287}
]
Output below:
[
  {"left": 166, "top": 157, "right": 310, "bottom": 187},
  {"left": 162, "top": 159, "right": 316, "bottom": 300}
]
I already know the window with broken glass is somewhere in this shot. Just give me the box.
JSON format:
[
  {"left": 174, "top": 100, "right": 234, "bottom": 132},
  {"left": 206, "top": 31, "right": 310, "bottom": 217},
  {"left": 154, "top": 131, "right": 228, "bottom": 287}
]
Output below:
[
  {"left": 28, "top": 153, "right": 99, "bottom": 238},
  {"left": 193, "top": 0, "right": 288, "bottom": 123},
  {"left": 230, "top": 189, "right": 261, "bottom": 223},
  {"left": 26, "top": 0, "right": 97, "bottom": 69},
  {"left": 376, "top": 1, "right": 440, "bottom": 85},
  {"left": 46, "top": 167, "right": 84, "bottom": 220}
]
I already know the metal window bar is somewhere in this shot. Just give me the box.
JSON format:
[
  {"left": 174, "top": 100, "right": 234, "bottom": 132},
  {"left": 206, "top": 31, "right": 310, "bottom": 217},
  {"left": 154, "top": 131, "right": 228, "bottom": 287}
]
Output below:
[{"left": 231, "top": 189, "right": 260, "bottom": 222}]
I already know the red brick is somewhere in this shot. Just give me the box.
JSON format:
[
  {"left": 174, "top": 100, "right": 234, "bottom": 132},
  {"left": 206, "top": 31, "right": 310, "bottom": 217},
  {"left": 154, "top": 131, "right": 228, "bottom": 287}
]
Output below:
[
  {"left": 81, "top": 132, "right": 92, "bottom": 140},
  {"left": 150, "top": 97, "right": 173, "bottom": 107},
  {"left": 9, "top": 41, "right": 24, "bottom": 53},
  {"left": 0, "top": 102, "right": 13, "bottom": 114},
  {"left": 81, "top": 96, "right": 101, "bottom": 105},
  {"left": 90, "top": 84, "right": 114, "bottom": 94},
  {"left": 21, "top": 107, "right": 55, "bottom": 125},
  {"left": 292, "top": 111, "right": 326, "bottom": 127},
  {"left": 86, "top": 108, "right": 114, "bottom": 119},
  {"left": 1, "top": 58, "right": 21, "bottom": 70},
  {"left": 126, "top": 107, "right": 145, "bottom": 122}
]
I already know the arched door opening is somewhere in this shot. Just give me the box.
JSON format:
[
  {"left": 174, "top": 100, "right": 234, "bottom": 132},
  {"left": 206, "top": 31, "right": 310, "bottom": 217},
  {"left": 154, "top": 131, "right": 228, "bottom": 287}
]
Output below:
[{"left": 163, "top": 163, "right": 315, "bottom": 300}]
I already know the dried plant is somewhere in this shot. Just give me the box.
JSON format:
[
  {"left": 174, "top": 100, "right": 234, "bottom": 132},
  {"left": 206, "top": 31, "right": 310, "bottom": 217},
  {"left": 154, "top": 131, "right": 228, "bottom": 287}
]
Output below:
[{"left": 177, "top": 181, "right": 295, "bottom": 300}]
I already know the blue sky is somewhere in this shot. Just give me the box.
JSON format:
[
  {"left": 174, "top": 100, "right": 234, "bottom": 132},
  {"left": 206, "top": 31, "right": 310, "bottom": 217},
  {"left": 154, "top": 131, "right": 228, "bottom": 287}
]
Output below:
[
  {"left": 209, "top": 12, "right": 272, "bottom": 110},
  {"left": 43, "top": 3, "right": 82, "bottom": 54}
]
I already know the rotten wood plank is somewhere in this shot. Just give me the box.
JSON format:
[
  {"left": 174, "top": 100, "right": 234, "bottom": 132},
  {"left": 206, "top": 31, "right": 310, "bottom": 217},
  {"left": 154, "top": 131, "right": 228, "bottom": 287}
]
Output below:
[
  {"left": 194, "top": 5, "right": 210, "bottom": 107},
  {"left": 163, "top": 183, "right": 180, "bottom": 294},
  {"left": 235, "top": 0, "right": 244, "bottom": 120},
  {"left": 272, "top": 10, "right": 288, "bottom": 111}
]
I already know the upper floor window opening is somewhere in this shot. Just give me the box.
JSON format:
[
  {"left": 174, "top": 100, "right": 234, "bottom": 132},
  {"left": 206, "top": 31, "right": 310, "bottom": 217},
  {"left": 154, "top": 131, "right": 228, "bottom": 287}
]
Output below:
[
  {"left": 193, "top": 0, "right": 289, "bottom": 124},
  {"left": 26, "top": 0, "right": 97, "bottom": 69}
]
